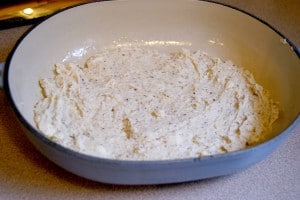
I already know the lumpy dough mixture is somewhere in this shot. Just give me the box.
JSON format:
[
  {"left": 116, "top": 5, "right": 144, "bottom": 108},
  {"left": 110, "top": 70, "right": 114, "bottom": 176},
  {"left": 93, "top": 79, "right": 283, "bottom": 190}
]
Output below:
[{"left": 34, "top": 46, "right": 279, "bottom": 160}]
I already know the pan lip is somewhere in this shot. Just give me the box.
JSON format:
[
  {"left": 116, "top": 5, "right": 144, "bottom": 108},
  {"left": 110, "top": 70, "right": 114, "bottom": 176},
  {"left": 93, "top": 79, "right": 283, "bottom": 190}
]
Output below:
[{"left": 2, "top": 0, "right": 300, "bottom": 165}]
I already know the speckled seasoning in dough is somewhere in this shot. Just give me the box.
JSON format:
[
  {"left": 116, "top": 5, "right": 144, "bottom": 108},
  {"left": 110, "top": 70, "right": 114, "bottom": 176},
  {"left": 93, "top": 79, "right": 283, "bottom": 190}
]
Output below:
[{"left": 33, "top": 46, "right": 279, "bottom": 160}]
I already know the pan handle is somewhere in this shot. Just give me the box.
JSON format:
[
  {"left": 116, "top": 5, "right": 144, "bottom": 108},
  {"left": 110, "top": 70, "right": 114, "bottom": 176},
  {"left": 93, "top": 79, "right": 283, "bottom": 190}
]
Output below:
[{"left": 0, "top": 62, "right": 4, "bottom": 89}]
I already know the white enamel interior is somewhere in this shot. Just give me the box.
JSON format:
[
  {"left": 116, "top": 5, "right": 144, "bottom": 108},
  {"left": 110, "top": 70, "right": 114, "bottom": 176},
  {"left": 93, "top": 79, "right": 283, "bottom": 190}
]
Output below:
[{"left": 8, "top": 0, "right": 300, "bottom": 140}]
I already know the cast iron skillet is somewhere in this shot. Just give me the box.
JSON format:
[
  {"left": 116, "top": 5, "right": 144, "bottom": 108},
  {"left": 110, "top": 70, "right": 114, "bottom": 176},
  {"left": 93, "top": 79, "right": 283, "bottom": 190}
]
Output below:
[{"left": 1, "top": 0, "right": 299, "bottom": 185}]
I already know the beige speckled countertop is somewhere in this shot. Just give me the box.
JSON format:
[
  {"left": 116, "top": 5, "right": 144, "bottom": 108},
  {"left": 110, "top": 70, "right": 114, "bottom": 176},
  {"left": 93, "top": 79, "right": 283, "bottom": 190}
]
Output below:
[{"left": 0, "top": 1, "right": 299, "bottom": 199}]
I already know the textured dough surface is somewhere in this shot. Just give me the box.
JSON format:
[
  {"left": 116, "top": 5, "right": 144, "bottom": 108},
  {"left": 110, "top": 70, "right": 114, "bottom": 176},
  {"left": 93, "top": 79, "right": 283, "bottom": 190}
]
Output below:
[{"left": 34, "top": 46, "right": 279, "bottom": 160}]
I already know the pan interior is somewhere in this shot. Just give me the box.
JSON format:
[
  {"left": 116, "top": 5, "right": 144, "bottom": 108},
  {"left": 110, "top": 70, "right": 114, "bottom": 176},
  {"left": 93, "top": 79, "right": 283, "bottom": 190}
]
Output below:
[{"left": 7, "top": 0, "right": 300, "bottom": 147}]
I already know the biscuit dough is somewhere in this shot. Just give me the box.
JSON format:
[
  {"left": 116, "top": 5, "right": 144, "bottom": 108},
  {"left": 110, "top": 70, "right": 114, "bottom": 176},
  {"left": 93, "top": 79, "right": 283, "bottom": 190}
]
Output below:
[{"left": 34, "top": 46, "right": 279, "bottom": 160}]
